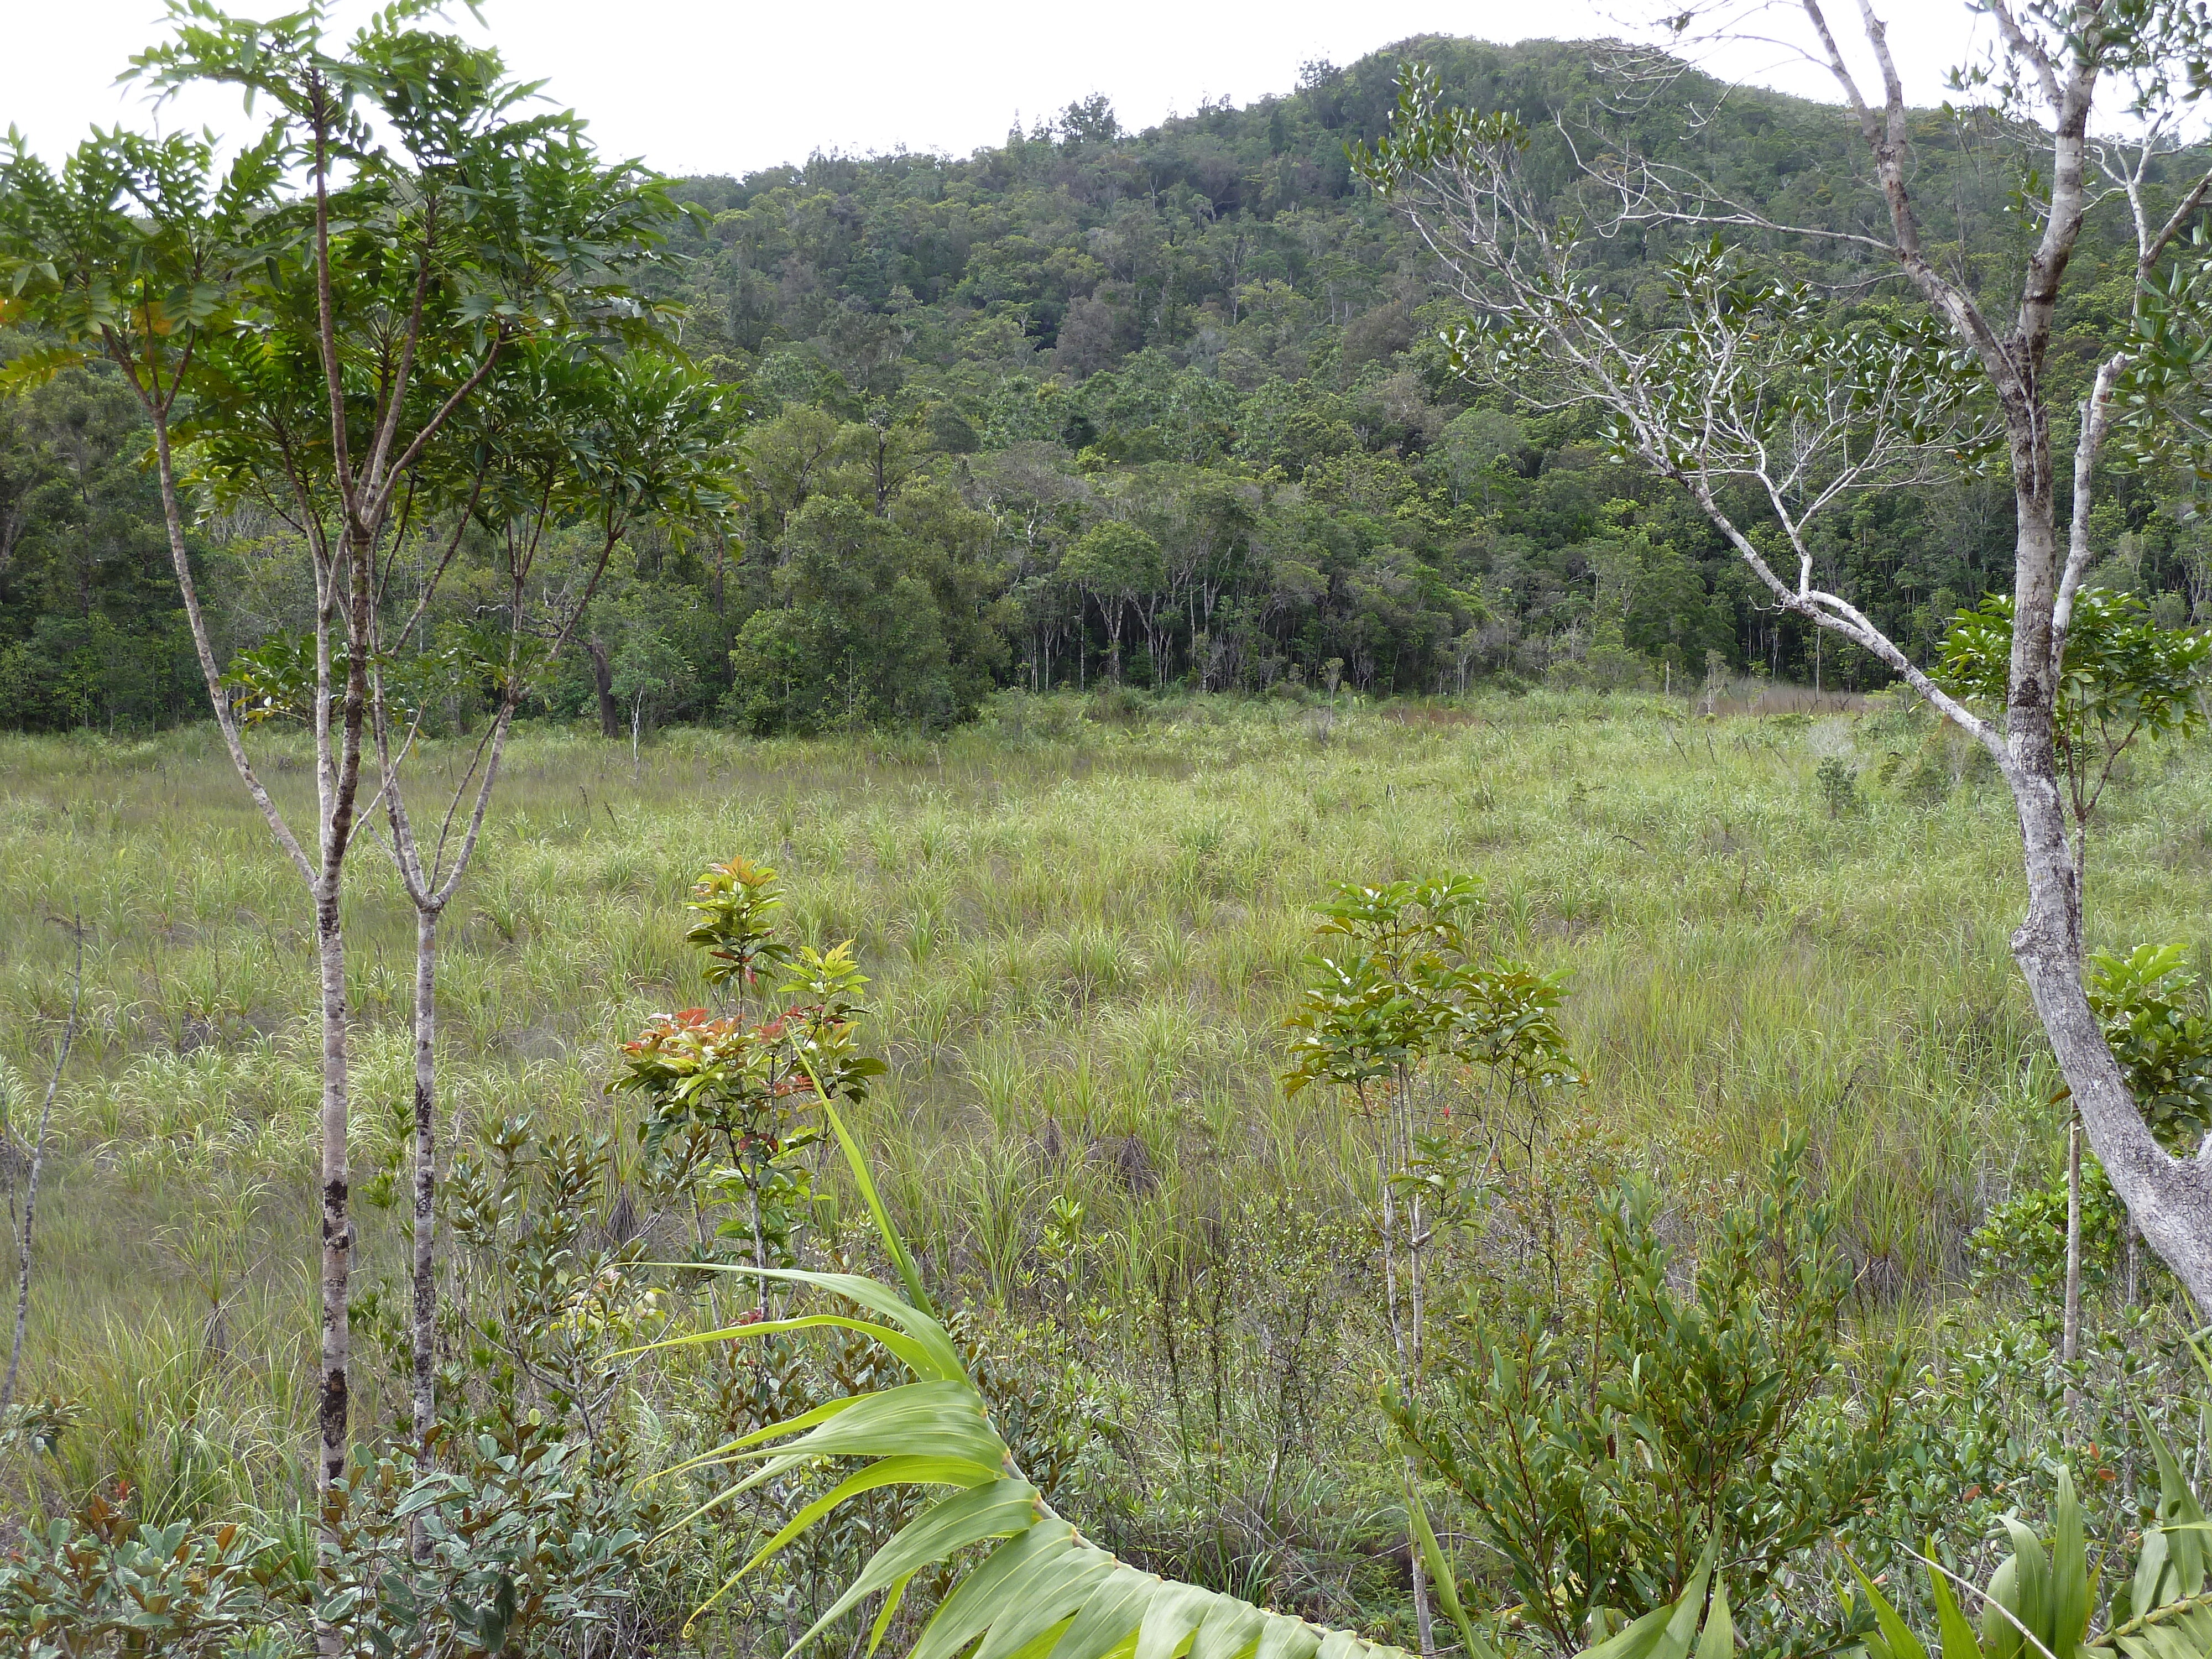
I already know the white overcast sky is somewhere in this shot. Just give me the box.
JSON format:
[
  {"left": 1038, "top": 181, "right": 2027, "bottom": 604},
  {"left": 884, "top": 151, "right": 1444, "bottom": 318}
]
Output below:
[{"left": 4, "top": 1, "right": 1991, "bottom": 176}]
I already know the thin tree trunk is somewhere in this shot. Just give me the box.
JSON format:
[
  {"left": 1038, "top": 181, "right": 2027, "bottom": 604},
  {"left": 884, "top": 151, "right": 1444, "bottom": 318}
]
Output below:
[
  {"left": 2, "top": 918, "right": 81, "bottom": 1420},
  {"left": 2062, "top": 1117, "right": 2081, "bottom": 1413},
  {"left": 316, "top": 878, "right": 353, "bottom": 1503},
  {"left": 411, "top": 906, "right": 438, "bottom": 1452},
  {"left": 587, "top": 636, "right": 619, "bottom": 738}
]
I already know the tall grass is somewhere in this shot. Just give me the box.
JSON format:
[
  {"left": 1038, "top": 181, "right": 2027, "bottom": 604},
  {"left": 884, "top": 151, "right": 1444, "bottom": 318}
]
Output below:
[{"left": 2, "top": 688, "right": 2200, "bottom": 1511}]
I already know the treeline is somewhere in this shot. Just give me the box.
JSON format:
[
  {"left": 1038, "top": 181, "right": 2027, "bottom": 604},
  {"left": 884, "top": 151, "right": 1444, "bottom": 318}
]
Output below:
[{"left": 7, "top": 35, "right": 2208, "bottom": 733}]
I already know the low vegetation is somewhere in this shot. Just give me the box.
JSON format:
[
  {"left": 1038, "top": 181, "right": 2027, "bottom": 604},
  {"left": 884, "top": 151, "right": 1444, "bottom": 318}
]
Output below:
[{"left": 2, "top": 690, "right": 2206, "bottom": 1650}]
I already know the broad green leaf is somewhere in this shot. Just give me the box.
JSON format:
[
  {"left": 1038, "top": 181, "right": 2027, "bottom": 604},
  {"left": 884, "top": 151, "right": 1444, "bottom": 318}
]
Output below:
[
  {"left": 910, "top": 1521, "right": 1102, "bottom": 1659},
  {"left": 786, "top": 1479, "right": 1044, "bottom": 1657},
  {"left": 1408, "top": 1472, "right": 1500, "bottom": 1659},
  {"left": 730, "top": 1455, "right": 1001, "bottom": 1584},
  {"left": 627, "top": 1306, "right": 950, "bottom": 1381},
  {"left": 1582, "top": 1554, "right": 1714, "bottom": 1659},
  {"left": 1846, "top": 1553, "right": 1932, "bottom": 1659},
  {"left": 1049, "top": 1567, "right": 1176, "bottom": 1659},
  {"left": 1927, "top": 1549, "right": 1987, "bottom": 1659},
  {"left": 1134, "top": 1580, "right": 1218, "bottom": 1659},
  {"left": 821, "top": 1094, "right": 936, "bottom": 1316},
  {"left": 742, "top": 1377, "right": 1009, "bottom": 1469},
  {"left": 1696, "top": 1581, "right": 1734, "bottom": 1659},
  {"left": 2054, "top": 1469, "right": 2092, "bottom": 1659}
]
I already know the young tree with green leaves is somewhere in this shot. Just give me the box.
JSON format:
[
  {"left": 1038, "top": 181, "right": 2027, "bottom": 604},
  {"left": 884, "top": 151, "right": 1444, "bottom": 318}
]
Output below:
[
  {"left": 1353, "top": 0, "right": 2212, "bottom": 1310},
  {"left": 365, "top": 348, "right": 738, "bottom": 1451},
  {"left": 1388, "top": 1145, "right": 1904, "bottom": 1657},
  {"left": 1282, "top": 875, "right": 1579, "bottom": 1655},
  {"left": 0, "top": 1, "right": 688, "bottom": 1540}
]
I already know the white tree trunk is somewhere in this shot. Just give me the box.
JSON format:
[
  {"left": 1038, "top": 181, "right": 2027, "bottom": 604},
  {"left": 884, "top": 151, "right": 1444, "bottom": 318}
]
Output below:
[{"left": 411, "top": 906, "right": 438, "bottom": 1452}]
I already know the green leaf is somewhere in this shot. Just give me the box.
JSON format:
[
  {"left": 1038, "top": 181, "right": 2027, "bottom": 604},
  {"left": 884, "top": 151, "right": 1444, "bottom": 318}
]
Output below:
[
  {"left": 821, "top": 1094, "right": 936, "bottom": 1317},
  {"left": 1927, "top": 1548, "right": 1987, "bottom": 1659},
  {"left": 676, "top": 1120, "right": 1421, "bottom": 1659},
  {"left": 1580, "top": 1551, "right": 1714, "bottom": 1659},
  {"left": 1407, "top": 1470, "right": 1500, "bottom": 1659},
  {"left": 785, "top": 1479, "right": 1044, "bottom": 1657},
  {"left": 1696, "top": 1582, "right": 1734, "bottom": 1659},
  {"left": 743, "top": 1377, "right": 1009, "bottom": 1469},
  {"left": 2054, "top": 1469, "right": 2093, "bottom": 1659},
  {"left": 1846, "top": 1552, "right": 1932, "bottom": 1659}
]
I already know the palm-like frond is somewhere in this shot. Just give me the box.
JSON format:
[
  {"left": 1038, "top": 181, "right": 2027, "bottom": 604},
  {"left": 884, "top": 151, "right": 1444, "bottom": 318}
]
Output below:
[{"left": 644, "top": 1100, "right": 1421, "bottom": 1659}]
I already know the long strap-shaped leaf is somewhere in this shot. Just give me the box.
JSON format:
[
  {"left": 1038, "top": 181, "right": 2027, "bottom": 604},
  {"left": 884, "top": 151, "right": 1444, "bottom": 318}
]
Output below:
[{"left": 644, "top": 1096, "right": 1426, "bottom": 1659}]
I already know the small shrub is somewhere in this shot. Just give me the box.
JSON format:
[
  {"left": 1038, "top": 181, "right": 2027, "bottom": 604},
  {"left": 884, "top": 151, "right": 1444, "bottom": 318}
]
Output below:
[{"left": 1816, "top": 754, "right": 1861, "bottom": 817}]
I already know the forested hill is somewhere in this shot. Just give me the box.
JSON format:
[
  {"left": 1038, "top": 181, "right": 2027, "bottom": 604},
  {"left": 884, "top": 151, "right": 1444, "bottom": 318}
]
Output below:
[{"left": 3, "top": 35, "right": 2201, "bottom": 732}]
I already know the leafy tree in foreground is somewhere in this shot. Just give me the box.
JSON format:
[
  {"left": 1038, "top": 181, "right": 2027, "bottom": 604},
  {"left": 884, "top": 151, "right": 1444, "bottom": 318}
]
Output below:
[
  {"left": 0, "top": 0, "right": 690, "bottom": 1557},
  {"left": 1281, "top": 874, "right": 1579, "bottom": 1654},
  {"left": 1354, "top": 0, "right": 2212, "bottom": 1309}
]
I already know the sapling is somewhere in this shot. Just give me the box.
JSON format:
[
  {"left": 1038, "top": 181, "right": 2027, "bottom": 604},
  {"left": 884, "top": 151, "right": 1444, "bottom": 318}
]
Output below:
[
  {"left": 1282, "top": 873, "right": 1579, "bottom": 1654},
  {"left": 1, "top": 912, "right": 81, "bottom": 1421}
]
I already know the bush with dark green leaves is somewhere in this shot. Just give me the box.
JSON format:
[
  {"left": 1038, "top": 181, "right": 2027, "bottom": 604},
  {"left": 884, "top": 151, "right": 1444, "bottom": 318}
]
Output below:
[{"left": 1389, "top": 1144, "right": 1906, "bottom": 1656}]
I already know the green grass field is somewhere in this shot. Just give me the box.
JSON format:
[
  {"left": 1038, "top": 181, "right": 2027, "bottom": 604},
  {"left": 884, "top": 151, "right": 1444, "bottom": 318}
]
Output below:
[{"left": 2, "top": 687, "right": 2201, "bottom": 1521}]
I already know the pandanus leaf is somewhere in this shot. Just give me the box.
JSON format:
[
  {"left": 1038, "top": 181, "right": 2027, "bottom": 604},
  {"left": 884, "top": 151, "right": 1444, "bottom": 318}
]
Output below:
[
  {"left": 640, "top": 1097, "right": 1427, "bottom": 1659},
  {"left": 1579, "top": 1550, "right": 1715, "bottom": 1659},
  {"left": 2052, "top": 1469, "right": 2093, "bottom": 1659}
]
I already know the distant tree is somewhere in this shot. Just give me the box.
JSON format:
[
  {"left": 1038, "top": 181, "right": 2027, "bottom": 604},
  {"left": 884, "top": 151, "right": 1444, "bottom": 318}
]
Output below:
[
  {"left": 613, "top": 620, "right": 697, "bottom": 761},
  {"left": 1062, "top": 520, "right": 1164, "bottom": 684}
]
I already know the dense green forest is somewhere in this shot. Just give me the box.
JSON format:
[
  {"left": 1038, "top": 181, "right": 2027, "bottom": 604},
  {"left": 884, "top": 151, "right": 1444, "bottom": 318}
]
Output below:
[{"left": 3, "top": 32, "right": 2205, "bottom": 736}]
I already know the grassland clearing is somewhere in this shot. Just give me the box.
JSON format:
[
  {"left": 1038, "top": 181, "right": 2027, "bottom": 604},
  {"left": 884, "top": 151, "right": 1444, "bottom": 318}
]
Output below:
[{"left": 0, "top": 687, "right": 2192, "bottom": 1529}]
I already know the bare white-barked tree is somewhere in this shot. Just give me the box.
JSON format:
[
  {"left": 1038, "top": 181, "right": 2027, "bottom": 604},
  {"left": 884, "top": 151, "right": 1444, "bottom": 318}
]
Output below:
[{"left": 1358, "top": 0, "right": 2212, "bottom": 1305}]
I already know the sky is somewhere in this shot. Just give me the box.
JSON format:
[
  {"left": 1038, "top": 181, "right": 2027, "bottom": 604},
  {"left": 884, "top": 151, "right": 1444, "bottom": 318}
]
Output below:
[{"left": 2, "top": 0, "right": 1992, "bottom": 177}]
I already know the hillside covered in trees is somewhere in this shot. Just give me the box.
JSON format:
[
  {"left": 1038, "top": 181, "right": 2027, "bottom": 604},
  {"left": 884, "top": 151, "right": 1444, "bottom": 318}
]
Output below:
[{"left": 4, "top": 33, "right": 2202, "bottom": 733}]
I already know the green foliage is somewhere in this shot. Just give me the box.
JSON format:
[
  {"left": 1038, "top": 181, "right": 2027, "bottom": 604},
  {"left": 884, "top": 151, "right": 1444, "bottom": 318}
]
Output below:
[
  {"left": 617, "top": 855, "right": 884, "bottom": 1300},
  {"left": 0, "top": 1490, "right": 288, "bottom": 1658},
  {"left": 1282, "top": 875, "right": 1577, "bottom": 1105},
  {"left": 1817, "top": 755, "right": 1861, "bottom": 818},
  {"left": 1843, "top": 1417, "right": 2212, "bottom": 1659},
  {"left": 1938, "top": 589, "right": 2210, "bottom": 819},
  {"left": 685, "top": 853, "right": 791, "bottom": 993},
  {"left": 645, "top": 1102, "right": 1422, "bottom": 1659},
  {"left": 1391, "top": 1143, "right": 1905, "bottom": 1655},
  {"left": 2088, "top": 943, "right": 2212, "bottom": 1155},
  {"left": 23, "top": 30, "right": 2177, "bottom": 732},
  {"left": 324, "top": 1418, "right": 648, "bottom": 1659},
  {"left": 724, "top": 493, "right": 1004, "bottom": 732},
  {"left": 1971, "top": 1155, "right": 2131, "bottom": 1300}
]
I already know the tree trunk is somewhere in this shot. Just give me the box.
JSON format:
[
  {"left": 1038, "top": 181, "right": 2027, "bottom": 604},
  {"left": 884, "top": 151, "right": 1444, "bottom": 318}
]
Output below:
[
  {"left": 2062, "top": 1117, "right": 2081, "bottom": 1413},
  {"left": 315, "top": 878, "right": 353, "bottom": 1505},
  {"left": 2008, "top": 766, "right": 2212, "bottom": 1313},
  {"left": 587, "top": 635, "right": 619, "bottom": 738},
  {"left": 411, "top": 906, "right": 438, "bottom": 1453},
  {"left": 2, "top": 922, "right": 79, "bottom": 1421}
]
